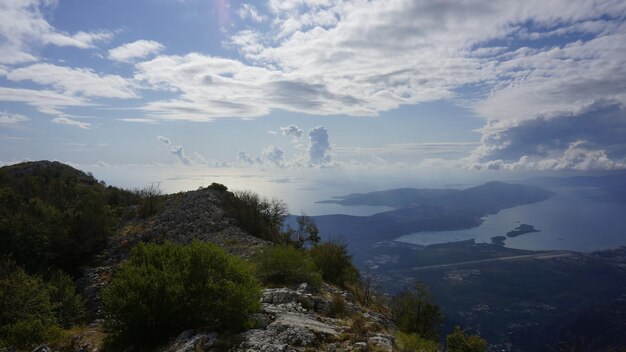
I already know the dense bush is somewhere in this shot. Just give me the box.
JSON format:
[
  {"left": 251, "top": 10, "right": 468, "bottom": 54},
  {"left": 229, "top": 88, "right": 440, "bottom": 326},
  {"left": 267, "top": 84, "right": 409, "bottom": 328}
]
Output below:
[
  {"left": 0, "top": 258, "right": 61, "bottom": 349},
  {"left": 221, "top": 190, "right": 288, "bottom": 242},
  {"left": 309, "top": 241, "right": 360, "bottom": 287},
  {"left": 252, "top": 245, "right": 321, "bottom": 287},
  {"left": 103, "top": 241, "right": 261, "bottom": 347},
  {"left": 394, "top": 332, "right": 438, "bottom": 352},
  {"left": 391, "top": 283, "right": 443, "bottom": 341},
  {"left": 446, "top": 326, "right": 487, "bottom": 352}
]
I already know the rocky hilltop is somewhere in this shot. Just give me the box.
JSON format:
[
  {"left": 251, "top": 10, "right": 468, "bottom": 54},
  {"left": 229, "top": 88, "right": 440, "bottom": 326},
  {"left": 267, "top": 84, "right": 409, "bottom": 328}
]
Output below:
[
  {"left": 80, "top": 186, "right": 395, "bottom": 352},
  {"left": 0, "top": 161, "right": 399, "bottom": 352}
]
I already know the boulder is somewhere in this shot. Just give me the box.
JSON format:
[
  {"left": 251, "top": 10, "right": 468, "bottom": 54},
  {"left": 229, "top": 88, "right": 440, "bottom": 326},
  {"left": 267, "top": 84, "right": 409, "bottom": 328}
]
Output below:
[
  {"left": 261, "top": 288, "right": 299, "bottom": 305},
  {"left": 165, "top": 330, "right": 218, "bottom": 352}
]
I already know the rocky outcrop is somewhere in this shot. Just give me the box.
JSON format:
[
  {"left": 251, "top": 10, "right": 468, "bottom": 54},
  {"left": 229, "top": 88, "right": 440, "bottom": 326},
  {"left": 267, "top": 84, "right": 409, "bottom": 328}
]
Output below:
[
  {"left": 106, "top": 188, "right": 270, "bottom": 264},
  {"left": 165, "top": 283, "right": 395, "bottom": 352}
]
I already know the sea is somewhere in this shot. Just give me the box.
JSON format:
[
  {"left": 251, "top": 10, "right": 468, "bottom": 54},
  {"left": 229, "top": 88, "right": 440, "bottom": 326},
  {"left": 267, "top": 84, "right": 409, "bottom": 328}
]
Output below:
[{"left": 396, "top": 186, "right": 626, "bottom": 252}]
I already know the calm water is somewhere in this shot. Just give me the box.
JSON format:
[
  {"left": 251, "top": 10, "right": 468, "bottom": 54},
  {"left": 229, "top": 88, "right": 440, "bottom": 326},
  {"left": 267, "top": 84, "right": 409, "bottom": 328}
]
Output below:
[{"left": 396, "top": 187, "right": 626, "bottom": 252}]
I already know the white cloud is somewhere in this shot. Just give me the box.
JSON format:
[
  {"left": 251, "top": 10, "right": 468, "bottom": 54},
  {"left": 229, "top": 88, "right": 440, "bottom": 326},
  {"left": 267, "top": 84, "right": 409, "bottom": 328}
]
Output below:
[
  {"left": 127, "top": 0, "right": 626, "bottom": 125},
  {"left": 0, "top": 87, "right": 91, "bottom": 115},
  {"left": 108, "top": 40, "right": 165, "bottom": 62},
  {"left": 238, "top": 4, "right": 266, "bottom": 22},
  {"left": 262, "top": 145, "right": 285, "bottom": 167},
  {"left": 7, "top": 63, "right": 138, "bottom": 99},
  {"left": 171, "top": 145, "right": 191, "bottom": 165},
  {"left": 238, "top": 151, "right": 257, "bottom": 165},
  {"left": 0, "top": 0, "right": 112, "bottom": 64},
  {"left": 468, "top": 100, "right": 626, "bottom": 170},
  {"left": 280, "top": 124, "right": 303, "bottom": 138},
  {"left": 307, "top": 126, "right": 331, "bottom": 166},
  {"left": 0, "top": 111, "right": 29, "bottom": 124},
  {"left": 158, "top": 136, "right": 171, "bottom": 145},
  {"left": 474, "top": 30, "right": 626, "bottom": 121},
  {"left": 51, "top": 116, "right": 91, "bottom": 129}
]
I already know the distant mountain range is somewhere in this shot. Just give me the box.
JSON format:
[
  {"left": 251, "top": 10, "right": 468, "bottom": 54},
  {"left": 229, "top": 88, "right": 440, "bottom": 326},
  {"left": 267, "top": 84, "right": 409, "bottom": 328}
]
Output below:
[{"left": 308, "top": 181, "right": 554, "bottom": 243}]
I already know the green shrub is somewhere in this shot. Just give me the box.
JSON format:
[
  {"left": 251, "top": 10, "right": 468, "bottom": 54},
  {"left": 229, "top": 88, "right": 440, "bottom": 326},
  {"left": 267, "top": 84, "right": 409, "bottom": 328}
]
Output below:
[
  {"left": 391, "top": 283, "right": 443, "bottom": 341},
  {"left": 395, "top": 332, "right": 439, "bottom": 352},
  {"left": 102, "top": 241, "right": 261, "bottom": 347},
  {"left": 252, "top": 245, "right": 321, "bottom": 287},
  {"left": 46, "top": 270, "right": 85, "bottom": 328},
  {"left": 309, "top": 241, "right": 360, "bottom": 288},
  {"left": 446, "top": 326, "right": 487, "bottom": 352},
  {"left": 0, "top": 258, "right": 61, "bottom": 350},
  {"left": 221, "top": 190, "right": 288, "bottom": 242}
]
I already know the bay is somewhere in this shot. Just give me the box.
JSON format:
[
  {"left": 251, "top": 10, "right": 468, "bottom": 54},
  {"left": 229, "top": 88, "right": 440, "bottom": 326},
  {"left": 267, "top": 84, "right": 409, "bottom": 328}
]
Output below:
[{"left": 395, "top": 187, "right": 626, "bottom": 252}]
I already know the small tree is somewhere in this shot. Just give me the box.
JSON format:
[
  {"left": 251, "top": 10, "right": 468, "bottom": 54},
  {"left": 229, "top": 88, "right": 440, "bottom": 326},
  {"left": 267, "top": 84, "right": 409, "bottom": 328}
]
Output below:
[
  {"left": 446, "top": 326, "right": 487, "bottom": 352},
  {"left": 103, "top": 241, "right": 261, "bottom": 347},
  {"left": 291, "top": 212, "right": 320, "bottom": 247},
  {"left": 348, "top": 271, "right": 387, "bottom": 313},
  {"left": 391, "top": 283, "right": 444, "bottom": 341},
  {"left": 136, "top": 183, "right": 162, "bottom": 218}
]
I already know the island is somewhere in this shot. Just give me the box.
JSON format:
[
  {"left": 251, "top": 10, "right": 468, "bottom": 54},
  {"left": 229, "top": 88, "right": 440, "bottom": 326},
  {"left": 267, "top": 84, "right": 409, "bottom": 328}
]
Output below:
[
  {"left": 506, "top": 224, "right": 541, "bottom": 237},
  {"left": 491, "top": 236, "right": 507, "bottom": 246}
]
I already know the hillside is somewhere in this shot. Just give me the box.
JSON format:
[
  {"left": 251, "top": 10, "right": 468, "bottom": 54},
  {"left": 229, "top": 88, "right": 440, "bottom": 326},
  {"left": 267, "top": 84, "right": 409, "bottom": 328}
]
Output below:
[
  {"left": 0, "top": 161, "right": 137, "bottom": 274},
  {"left": 0, "top": 161, "right": 414, "bottom": 352}
]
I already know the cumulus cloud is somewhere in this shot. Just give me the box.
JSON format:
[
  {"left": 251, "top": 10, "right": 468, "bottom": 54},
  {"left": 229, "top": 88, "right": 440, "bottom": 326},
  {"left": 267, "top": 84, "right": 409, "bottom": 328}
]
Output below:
[
  {"left": 158, "top": 135, "right": 171, "bottom": 145},
  {"left": 108, "top": 40, "right": 164, "bottom": 62},
  {"left": 7, "top": 63, "right": 138, "bottom": 98},
  {"left": 51, "top": 116, "right": 91, "bottom": 129},
  {"left": 0, "top": 0, "right": 112, "bottom": 64},
  {"left": 262, "top": 145, "right": 285, "bottom": 167},
  {"left": 0, "top": 111, "right": 29, "bottom": 124},
  {"left": 307, "top": 126, "right": 331, "bottom": 166},
  {"left": 238, "top": 151, "right": 257, "bottom": 165},
  {"left": 469, "top": 100, "right": 626, "bottom": 170},
  {"left": 171, "top": 145, "right": 191, "bottom": 165},
  {"left": 280, "top": 124, "right": 303, "bottom": 138}
]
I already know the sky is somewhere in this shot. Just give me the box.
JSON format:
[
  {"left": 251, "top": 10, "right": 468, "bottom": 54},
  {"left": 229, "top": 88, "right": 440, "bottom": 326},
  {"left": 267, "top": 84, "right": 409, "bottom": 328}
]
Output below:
[{"left": 1, "top": 0, "right": 626, "bottom": 196}]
